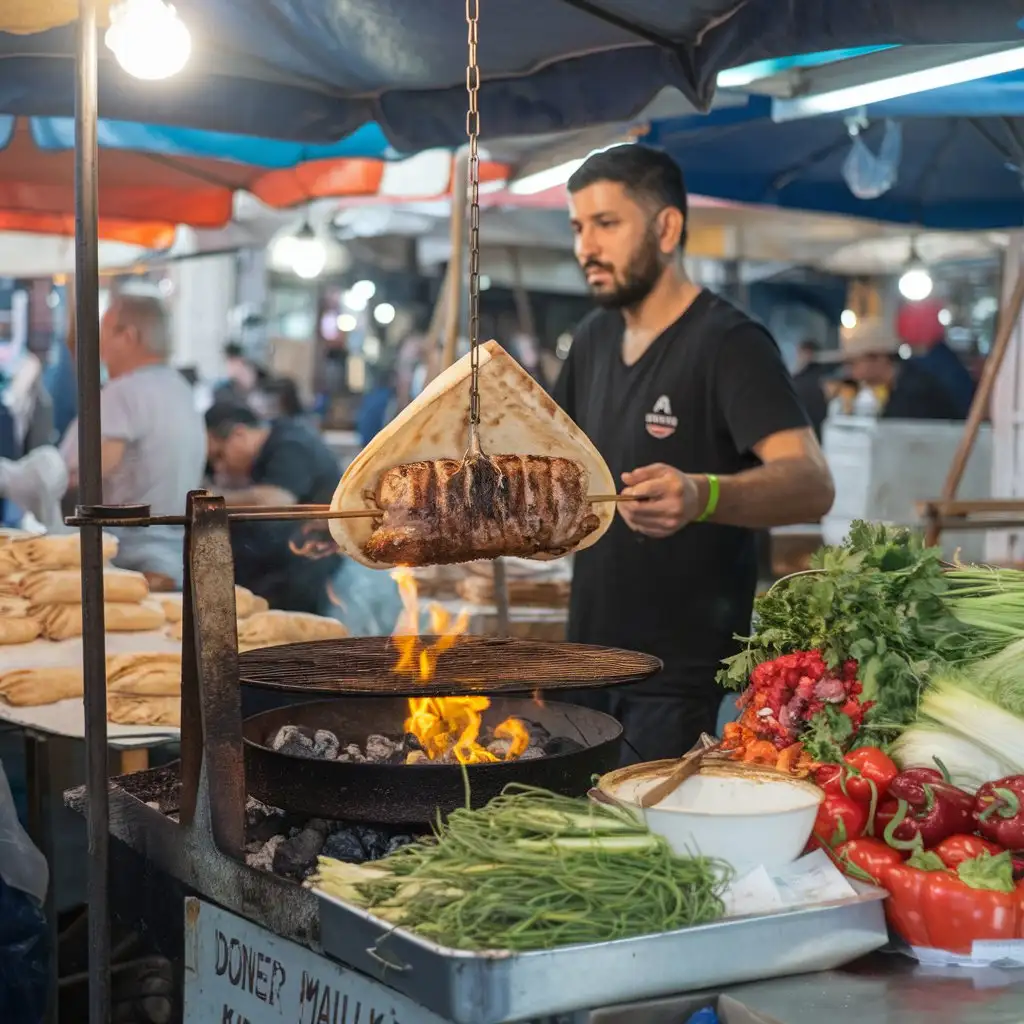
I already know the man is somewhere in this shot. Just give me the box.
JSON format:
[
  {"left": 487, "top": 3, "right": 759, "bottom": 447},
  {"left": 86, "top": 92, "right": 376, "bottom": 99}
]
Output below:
[
  {"left": 212, "top": 342, "right": 268, "bottom": 407},
  {"left": 896, "top": 299, "right": 975, "bottom": 418},
  {"left": 59, "top": 287, "right": 205, "bottom": 589},
  {"left": 205, "top": 402, "right": 343, "bottom": 613},
  {"left": 841, "top": 319, "right": 963, "bottom": 420},
  {"left": 554, "top": 145, "right": 834, "bottom": 763},
  {"left": 791, "top": 338, "right": 829, "bottom": 438}
]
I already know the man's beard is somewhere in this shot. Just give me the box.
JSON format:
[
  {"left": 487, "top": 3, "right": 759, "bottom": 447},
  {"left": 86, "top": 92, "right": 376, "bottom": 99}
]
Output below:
[{"left": 584, "top": 233, "right": 664, "bottom": 310}]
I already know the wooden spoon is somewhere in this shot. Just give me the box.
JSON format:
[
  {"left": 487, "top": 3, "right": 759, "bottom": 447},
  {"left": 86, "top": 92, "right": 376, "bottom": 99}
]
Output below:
[{"left": 638, "top": 740, "right": 722, "bottom": 809}]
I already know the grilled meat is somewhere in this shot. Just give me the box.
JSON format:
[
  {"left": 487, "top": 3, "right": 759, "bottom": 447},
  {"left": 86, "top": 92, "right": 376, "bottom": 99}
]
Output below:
[{"left": 364, "top": 453, "right": 600, "bottom": 565}]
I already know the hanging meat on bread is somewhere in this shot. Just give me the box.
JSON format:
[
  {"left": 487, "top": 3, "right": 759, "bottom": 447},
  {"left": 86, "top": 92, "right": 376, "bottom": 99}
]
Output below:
[{"left": 329, "top": 342, "right": 615, "bottom": 569}]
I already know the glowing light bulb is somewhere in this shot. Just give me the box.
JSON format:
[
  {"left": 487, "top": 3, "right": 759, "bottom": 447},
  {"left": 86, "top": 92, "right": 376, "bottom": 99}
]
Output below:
[
  {"left": 898, "top": 267, "right": 933, "bottom": 302},
  {"left": 373, "top": 303, "right": 396, "bottom": 326},
  {"left": 105, "top": 0, "right": 191, "bottom": 81},
  {"left": 840, "top": 309, "right": 858, "bottom": 329},
  {"left": 290, "top": 226, "right": 327, "bottom": 280}
]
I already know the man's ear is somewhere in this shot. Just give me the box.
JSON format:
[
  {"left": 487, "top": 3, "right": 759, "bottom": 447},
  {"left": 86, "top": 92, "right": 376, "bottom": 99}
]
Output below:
[{"left": 657, "top": 207, "right": 684, "bottom": 254}]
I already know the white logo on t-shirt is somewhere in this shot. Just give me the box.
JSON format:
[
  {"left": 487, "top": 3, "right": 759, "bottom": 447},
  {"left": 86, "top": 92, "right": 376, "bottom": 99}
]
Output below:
[{"left": 645, "top": 395, "right": 678, "bottom": 439}]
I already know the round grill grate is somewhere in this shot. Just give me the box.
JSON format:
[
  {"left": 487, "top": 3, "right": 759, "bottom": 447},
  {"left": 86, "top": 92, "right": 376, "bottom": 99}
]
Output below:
[{"left": 237, "top": 636, "right": 661, "bottom": 695}]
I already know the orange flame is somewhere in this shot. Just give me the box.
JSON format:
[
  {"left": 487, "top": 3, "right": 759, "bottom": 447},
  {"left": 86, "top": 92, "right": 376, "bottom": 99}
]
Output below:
[{"left": 390, "top": 568, "right": 530, "bottom": 764}]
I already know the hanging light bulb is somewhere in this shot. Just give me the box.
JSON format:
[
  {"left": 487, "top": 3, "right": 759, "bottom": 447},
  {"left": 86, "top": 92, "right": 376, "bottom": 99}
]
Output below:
[
  {"left": 105, "top": 0, "right": 192, "bottom": 81},
  {"left": 290, "top": 224, "right": 327, "bottom": 280},
  {"left": 898, "top": 267, "right": 933, "bottom": 302}
]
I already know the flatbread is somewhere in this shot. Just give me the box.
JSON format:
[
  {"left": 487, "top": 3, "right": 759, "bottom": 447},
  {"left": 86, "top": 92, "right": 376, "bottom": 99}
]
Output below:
[
  {"left": 107, "top": 694, "right": 180, "bottom": 727},
  {"left": 34, "top": 601, "right": 165, "bottom": 641},
  {"left": 107, "top": 652, "right": 181, "bottom": 695},
  {"left": 0, "top": 596, "right": 30, "bottom": 617},
  {"left": 329, "top": 341, "right": 615, "bottom": 569},
  {"left": 0, "top": 532, "right": 118, "bottom": 575},
  {"left": 160, "top": 585, "right": 267, "bottom": 624},
  {"left": 0, "top": 616, "right": 41, "bottom": 645},
  {"left": 0, "top": 574, "right": 22, "bottom": 597},
  {"left": 236, "top": 610, "right": 348, "bottom": 649},
  {"left": 0, "top": 667, "right": 82, "bottom": 705},
  {"left": 19, "top": 568, "right": 149, "bottom": 605}
]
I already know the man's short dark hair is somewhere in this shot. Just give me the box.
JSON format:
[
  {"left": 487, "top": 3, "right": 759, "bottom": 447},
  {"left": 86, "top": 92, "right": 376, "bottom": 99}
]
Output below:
[
  {"left": 567, "top": 144, "right": 689, "bottom": 251},
  {"left": 205, "top": 401, "right": 261, "bottom": 437},
  {"left": 223, "top": 342, "right": 246, "bottom": 360}
]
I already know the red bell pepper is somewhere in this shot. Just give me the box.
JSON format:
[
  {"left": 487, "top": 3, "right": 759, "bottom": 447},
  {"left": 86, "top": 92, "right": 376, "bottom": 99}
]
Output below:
[
  {"left": 934, "top": 834, "right": 1004, "bottom": 870},
  {"left": 920, "top": 853, "right": 1020, "bottom": 954},
  {"left": 812, "top": 791, "right": 868, "bottom": 848},
  {"left": 876, "top": 770, "right": 976, "bottom": 849},
  {"left": 834, "top": 837, "right": 904, "bottom": 884},
  {"left": 975, "top": 775, "right": 1024, "bottom": 849},
  {"left": 881, "top": 850, "right": 1024, "bottom": 952}
]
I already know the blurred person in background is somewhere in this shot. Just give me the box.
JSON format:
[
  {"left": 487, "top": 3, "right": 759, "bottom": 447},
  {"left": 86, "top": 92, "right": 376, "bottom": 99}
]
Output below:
[
  {"left": 251, "top": 375, "right": 319, "bottom": 430},
  {"left": 213, "top": 341, "right": 268, "bottom": 407},
  {"left": 356, "top": 362, "right": 398, "bottom": 446},
  {"left": 897, "top": 299, "right": 975, "bottom": 419},
  {"left": 842, "top": 318, "right": 962, "bottom": 420},
  {"left": 791, "top": 338, "right": 829, "bottom": 438},
  {"left": 59, "top": 286, "right": 205, "bottom": 589}
]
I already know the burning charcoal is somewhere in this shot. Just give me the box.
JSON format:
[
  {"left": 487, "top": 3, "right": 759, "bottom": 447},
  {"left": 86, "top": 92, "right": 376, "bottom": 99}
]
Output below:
[
  {"left": 354, "top": 825, "right": 389, "bottom": 860},
  {"left": 402, "top": 732, "right": 423, "bottom": 753},
  {"left": 245, "top": 834, "right": 285, "bottom": 873},
  {"left": 386, "top": 834, "right": 416, "bottom": 856},
  {"left": 245, "top": 797, "right": 289, "bottom": 843},
  {"left": 312, "top": 729, "right": 341, "bottom": 760},
  {"left": 273, "top": 819, "right": 330, "bottom": 879},
  {"left": 270, "top": 725, "right": 314, "bottom": 753},
  {"left": 405, "top": 750, "right": 429, "bottom": 765},
  {"left": 322, "top": 828, "right": 367, "bottom": 864},
  {"left": 344, "top": 743, "right": 367, "bottom": 763},
  {"left": 365, "top": 734, "right": 398, "bottom": 763},
  {"left": 486, "top": 738, "right": 513, "bottom": 759},
  {"left": 543, "top": 736, "right": 585, "bottom": 757},
  {"left": 523, "top": 720, "right": 552, "bottom": 746},
  {"left": 519, "top": 746, "right": 545, "bottom": 760}
]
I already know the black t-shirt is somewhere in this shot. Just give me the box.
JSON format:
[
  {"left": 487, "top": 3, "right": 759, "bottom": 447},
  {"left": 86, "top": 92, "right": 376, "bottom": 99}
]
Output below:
[
  {"left": 883, "top": 361, "right": 963, "bottom": 421},
  {"left": 553, "top": 291, "right": 809, "bottom": 678},
  {"left": 230, "top": 418, "right": 342, "bottom": 613}
]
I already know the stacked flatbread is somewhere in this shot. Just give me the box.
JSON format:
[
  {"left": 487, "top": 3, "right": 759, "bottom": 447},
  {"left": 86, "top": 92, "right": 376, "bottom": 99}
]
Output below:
[
  {"left": 17, "top": 566, "right": 164, "bottom": 641},
  {"left": 0, "top": 533, "right": 161, "bottom": 643},
  {"left": 0, "top": 652, "right": 182, "bottom": 726},
  {"left": 236, "top": 610, "right": 348, "bottom": 651},
  {"left": 159, "top": 584, "right": 269, "bottom": 627}
]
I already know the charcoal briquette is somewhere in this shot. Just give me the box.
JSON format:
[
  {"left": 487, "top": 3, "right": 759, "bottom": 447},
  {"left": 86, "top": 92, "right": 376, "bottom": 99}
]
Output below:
[
  {"left": 385, "top": 834, "right": 415, "bottom": 855},
  {"left": 322, "top": 830, "right": 367, "bottom": 864},
  {"left": 542, "top": 736, "right": 585, "bottom": 757}
]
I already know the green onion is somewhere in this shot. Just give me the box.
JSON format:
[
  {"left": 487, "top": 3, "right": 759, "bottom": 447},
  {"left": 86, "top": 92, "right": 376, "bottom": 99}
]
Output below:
[{"left": 309, "top": 785, "right": 729, "bottom": 951}]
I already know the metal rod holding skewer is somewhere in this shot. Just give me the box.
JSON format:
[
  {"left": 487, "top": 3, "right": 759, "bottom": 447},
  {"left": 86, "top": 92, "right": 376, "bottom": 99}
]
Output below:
[{"left": 74, "top": 2, "right": 111, "bottom": 1021}]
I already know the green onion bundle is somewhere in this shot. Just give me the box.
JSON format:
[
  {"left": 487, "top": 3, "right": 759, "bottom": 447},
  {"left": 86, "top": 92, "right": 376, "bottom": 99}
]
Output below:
[
  {"left": 943, "top": 567, "right": 1024, "bottom": 656},
  {"left": 309, "top": 785, "right": 729, "bottom": 952}
]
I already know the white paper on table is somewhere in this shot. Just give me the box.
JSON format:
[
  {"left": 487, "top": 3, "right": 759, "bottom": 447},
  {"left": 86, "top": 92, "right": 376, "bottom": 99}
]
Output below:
[
  {"left": 723, "top": 850, "right": 858, "bottom": 918},
  {"left": 912, "top": 940, "right": 1024, "bottom": 972}
]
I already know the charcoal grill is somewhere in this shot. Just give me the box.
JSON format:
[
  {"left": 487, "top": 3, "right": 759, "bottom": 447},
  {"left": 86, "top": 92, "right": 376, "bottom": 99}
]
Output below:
[{"left": 243, "top": 696, "right": 622, "bottom": 822}]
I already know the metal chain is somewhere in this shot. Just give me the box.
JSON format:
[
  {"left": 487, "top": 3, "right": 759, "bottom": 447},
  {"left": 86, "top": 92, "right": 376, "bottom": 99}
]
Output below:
[{"left": 466, "top": 0, "right": 482, "bottom": 429}]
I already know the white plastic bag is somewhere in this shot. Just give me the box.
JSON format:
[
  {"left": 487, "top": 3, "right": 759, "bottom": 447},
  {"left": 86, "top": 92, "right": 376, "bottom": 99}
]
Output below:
[
  {"left": 842, "top": 119, "right": 902, "bottom": 200},
  {"left": 0, "top": 762, "right": 48, "bottom": 906}
]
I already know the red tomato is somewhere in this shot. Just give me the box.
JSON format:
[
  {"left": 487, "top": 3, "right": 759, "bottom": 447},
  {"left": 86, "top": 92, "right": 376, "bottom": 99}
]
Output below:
[{"left": 812, "top": 793, "right": 868, "bottom": 848}]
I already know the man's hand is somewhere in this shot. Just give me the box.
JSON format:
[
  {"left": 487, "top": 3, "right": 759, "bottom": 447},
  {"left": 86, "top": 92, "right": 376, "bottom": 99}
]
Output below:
[{"left": 619, "top": 464, "right": 701, "bottom": 539}]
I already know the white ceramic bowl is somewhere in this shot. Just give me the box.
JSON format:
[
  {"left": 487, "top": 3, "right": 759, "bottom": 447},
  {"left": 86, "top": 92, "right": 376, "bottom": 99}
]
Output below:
[{"left": 596, "top": 760, "right": 824, "bottom": 874}]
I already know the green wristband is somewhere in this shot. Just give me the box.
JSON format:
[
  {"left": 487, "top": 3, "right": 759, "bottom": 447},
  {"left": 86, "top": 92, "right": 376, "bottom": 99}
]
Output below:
[{"left": 696, "top": 474, "right": 719, "bottom": 523}]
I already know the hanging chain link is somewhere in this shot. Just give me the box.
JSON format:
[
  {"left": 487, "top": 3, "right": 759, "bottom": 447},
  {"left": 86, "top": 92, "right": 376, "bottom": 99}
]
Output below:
[{"left": 465, "top": 0, "right": 482, "bottom": 428}]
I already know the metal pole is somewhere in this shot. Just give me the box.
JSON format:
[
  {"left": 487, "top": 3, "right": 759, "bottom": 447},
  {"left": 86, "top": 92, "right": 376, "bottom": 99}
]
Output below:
[
  {"left": 75, "top": 2, "right": 111, "bottom": 1021},
  {"left": 439, "top": 148, "right": 469, "bottom": 373}
]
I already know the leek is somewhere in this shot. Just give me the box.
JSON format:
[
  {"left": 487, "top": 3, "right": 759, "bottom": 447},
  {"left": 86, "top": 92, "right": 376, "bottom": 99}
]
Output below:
[
  {"left": 891, "top": 724, "right": 1016, "bottom": 793},
  {"left": 919, "top": 674, "right": 1024, "bottom": 775},
  {"left": 943, "top": 567, "right": 1024, "bottom": 657}
]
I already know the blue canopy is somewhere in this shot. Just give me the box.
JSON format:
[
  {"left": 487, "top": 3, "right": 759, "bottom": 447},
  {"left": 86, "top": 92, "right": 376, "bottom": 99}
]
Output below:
[
  {"left": 644, "top": 98, "right": 1024, "bottom": 229},
  {"left": 7, "top": 1, "right": 1024, "bottom": 149}
]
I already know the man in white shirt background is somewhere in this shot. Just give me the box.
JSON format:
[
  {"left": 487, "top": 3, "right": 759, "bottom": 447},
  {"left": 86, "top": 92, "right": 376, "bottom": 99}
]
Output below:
[{"left": 59, "top": 286, "right": 205, "bottom": 590}]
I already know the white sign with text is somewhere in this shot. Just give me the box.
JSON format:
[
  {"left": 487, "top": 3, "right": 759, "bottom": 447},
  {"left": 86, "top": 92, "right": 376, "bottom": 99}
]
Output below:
[{"left": 183, "top": 897, "right": 449, "bottom": 1024}]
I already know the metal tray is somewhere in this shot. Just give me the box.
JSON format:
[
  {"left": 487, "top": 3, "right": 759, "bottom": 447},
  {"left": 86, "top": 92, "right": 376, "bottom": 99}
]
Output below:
[{"left": 317, "top": 887, "right": 888, "bottom": 1024}]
